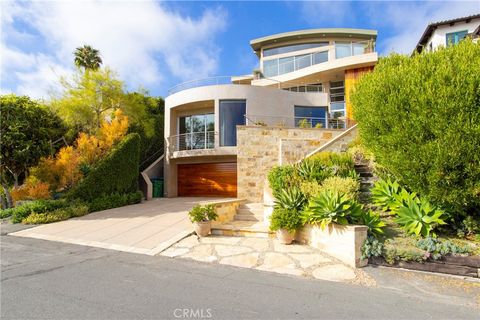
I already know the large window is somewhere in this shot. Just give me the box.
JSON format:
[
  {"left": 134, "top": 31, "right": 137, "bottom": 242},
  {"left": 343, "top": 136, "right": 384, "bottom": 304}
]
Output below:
[
  {"left": 263, "top": 50, "right": 329, "bottom": 77},
  {"left": 219, "top": 100, "right": 246, "bottom": 147},
  {"left": 263, "top": 42, "right": 328, "bottom": 57},
  {"left": 179, "top": 113, "right": 214, "bottom": 150},
  {"left": 446, "top": 30, "right": 468, "bottom": 46},
  {"left": 335, "top": 41, "right": 372, "bottom": 59},
  {"left": 294, "top": 106, "right": 327, "bottom": 128}
]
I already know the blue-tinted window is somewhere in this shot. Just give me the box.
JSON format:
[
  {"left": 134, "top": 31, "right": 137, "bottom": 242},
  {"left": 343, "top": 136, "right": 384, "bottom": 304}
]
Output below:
[
  {"left": 335, "top": 42, "right": 352, "bottom": 59},
  {"left": 294, "top": 106, "right": 327, "bottom": 128},
  {"left": 313, "top": 51, "right": 328, "bottom": 64},
  {"left": 446, "top": 30, "right": 468, "bottom": 46},
  {"left": 263, "top": 42, "right": 328, "bottom": 57},
  {"left": 220, "top": 100, "right": 246, "bottom": 147},
  {"left": 263, "top": 59, "right": 278, "bottom": 77}
]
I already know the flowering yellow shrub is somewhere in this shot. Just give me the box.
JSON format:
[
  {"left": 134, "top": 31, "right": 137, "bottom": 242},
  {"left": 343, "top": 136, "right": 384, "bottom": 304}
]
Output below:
[
  {"left": 11, "top": 177, "right": 51, "bottom": 203},
  {"left": 28, "top": 110, "right": 129, "bottom": 194}
]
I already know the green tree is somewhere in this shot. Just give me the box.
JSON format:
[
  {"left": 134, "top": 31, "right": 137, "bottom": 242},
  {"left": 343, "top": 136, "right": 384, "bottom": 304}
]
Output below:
[
  {"left": 52, "top": 68, "right": 135, "bottom": 136},
  {"left": 0, "top": 95, "right": 66, "bottom": 207},
  {"left": 74, "top": 45, "right": 102, "bottom": 70},
  {"left": 126, "top": 92, "right": 164, "bottom": 170},
  {"left": 351, "top": 39, "right": 480, "bottom": 217}
]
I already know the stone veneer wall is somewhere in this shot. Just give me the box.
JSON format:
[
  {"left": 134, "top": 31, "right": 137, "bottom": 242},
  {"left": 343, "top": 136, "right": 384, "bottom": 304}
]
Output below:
[{"left": 237, "top": 126, "right": 344, "bottom": 202}]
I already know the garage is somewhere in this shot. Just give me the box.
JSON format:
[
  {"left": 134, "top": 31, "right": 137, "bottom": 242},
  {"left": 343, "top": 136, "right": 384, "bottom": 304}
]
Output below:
[{"left": 177, "top": 162, "right": 237, "bottom": 197}]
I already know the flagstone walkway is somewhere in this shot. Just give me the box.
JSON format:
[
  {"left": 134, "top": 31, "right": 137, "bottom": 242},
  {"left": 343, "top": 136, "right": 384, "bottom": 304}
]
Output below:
[{"left": 160, "top": 235, "right": 375, "bottom": 285}]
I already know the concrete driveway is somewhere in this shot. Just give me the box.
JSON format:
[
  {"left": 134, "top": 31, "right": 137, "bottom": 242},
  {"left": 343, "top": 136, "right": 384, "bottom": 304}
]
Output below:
[{"left": 10, "top": 197, "right": 222, "bottom": 255}]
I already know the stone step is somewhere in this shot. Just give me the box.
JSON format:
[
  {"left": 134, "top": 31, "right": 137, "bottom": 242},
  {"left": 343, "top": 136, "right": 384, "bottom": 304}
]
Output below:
[
  {"left": 239, "top": 203, "right": 264, "bottom": 210},
  {"left": 234, "top": 214, "right": 262, "bottom": 221},
  {"left": 359, "top": 172, "right": 373, "bottom": 178},
  {"left": 237, "top": 208, "right": 263, "bottom": 215},
  {"left": 211, "top": 221, "right": 274, "bottom": 239}
]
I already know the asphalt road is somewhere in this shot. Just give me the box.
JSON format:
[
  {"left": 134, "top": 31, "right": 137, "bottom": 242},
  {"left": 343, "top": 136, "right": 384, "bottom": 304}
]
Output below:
[{"left": 1, "top": 231, "right": 478, "bottom": 320}]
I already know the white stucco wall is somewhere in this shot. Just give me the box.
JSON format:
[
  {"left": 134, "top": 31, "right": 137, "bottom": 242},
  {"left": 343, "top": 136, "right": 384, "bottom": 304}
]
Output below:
[{"left": 425, "top": 18, "right": 480, "bottom": 51}]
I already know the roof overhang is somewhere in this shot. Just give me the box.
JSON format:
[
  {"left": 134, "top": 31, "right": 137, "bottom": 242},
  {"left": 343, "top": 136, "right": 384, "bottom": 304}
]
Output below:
[{"left": 250, "top": 28, "right": 377, "bottom": 56}]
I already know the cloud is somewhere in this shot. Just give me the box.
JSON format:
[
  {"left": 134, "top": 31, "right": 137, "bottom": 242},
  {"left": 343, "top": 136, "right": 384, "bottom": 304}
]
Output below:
[
  {"left": 0, "top": 0, "right": 227, "bottom": 99},
  {"left": 299, "top": 1, "right": 480, "bottom": 54}
]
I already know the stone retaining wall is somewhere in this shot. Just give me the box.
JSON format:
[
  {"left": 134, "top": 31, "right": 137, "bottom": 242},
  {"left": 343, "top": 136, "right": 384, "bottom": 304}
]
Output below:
[
  {"left": 204, "top": 199, "right": 245, "bottom": 224},
  {"left": 296, "top": 223, "right": 368, "bottom": 268},
  {"left": 237, "top": 126, "right": 343, "bottom": 202}
]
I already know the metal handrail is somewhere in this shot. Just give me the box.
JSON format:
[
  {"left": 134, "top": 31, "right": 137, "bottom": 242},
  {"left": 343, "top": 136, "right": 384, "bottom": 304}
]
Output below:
[{"left": 169, "top": 131, "right": 216, "bottom": 152}]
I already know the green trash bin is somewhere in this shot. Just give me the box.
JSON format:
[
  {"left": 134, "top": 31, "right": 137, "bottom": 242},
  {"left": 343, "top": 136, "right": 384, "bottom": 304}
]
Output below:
[{"left": 152, "top": 178, "right": 164, "bottom": 198}]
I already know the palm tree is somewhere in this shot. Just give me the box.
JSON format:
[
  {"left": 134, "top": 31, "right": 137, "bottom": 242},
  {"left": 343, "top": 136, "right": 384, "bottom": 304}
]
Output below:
[{"left": 74, "top": 45, "right": 102, "bottom": 70}]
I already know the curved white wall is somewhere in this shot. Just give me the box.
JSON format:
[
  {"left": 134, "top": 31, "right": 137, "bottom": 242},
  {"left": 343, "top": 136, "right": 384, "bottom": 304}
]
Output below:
[{"left": 165, "top": 84, "right": 328, "bottom": 138}]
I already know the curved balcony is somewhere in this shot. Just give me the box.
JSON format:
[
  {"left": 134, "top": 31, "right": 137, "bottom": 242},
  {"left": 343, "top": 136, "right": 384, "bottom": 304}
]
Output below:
[{"left": 168, "top": 76, "right": 238, "bottom": 96}]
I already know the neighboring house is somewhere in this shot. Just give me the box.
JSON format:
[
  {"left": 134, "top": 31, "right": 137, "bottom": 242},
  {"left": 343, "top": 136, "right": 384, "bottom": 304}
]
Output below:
[
  {"left": 414, "top": 14, "right": 480, "bottom": 53},
  {"left": 159, "top": 28, "right": 378, "bottom": 200}
]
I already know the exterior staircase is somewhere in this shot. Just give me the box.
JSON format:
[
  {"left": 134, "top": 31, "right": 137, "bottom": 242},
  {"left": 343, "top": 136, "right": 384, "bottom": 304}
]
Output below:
[
  {"left": 211, "top": 202, "right": 274, "bottom": 238},
  {"left": 234, "top": 203, "right": 264, "bottom": 221},
  {"left": 354, "top": 162, "right": 376, "bottom": 205}
]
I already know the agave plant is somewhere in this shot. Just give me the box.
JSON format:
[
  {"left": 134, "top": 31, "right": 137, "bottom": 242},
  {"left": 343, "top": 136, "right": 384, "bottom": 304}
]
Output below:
[
  {"left": 274, "top": 187, "right": 307, "bottom": 211},
  {"left": 301, "top": 191, "right": 364, "bottom": 229},
  {"left": 395, "top": 197, "right": 447, "bottom": 237},
  {"left": 296, "top": 160, "right": 329, "bottom": 182},
  {"left": 371, "top": 179, "right": 401, "bottom": 211},
  {"left": 359, "top": 210, "right": 386, "bottom": 237}
]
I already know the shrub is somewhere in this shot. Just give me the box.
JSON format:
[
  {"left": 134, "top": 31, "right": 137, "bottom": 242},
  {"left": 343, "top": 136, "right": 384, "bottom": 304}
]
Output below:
[
  {"left": 267, "top": 165, "right": 300, "bottom": 198},
  {"left": 371, "top": 179, "right": 401, "bottom": 211},
  {"left": 416, "top": 237, "right": 471, "bottom": 260},
  {"left": 11, "top": 178, "right": 51, "bottom": 203},
  {"left": 269, "top": 207, "right": 302, "bottom": 232},
  {"left": 274, "top": 187, "right": 307, "bottom": 211},
  {"left": 383, "top": 242, "right": 426, "bottom": 264},
  {"left": 361, "top": 236, "right": 384, "bottom": 259},
  {"left": 320, "top": 176, "right": 360, "bottom": 201},
  {"left": 9, "top": 199, "right": 69, "bottom": 223},
  {"left": 308, "top": 152, "right": 355, "bottom": 177},
  {"left": 352, "top": 40, "right": 480, "bottom": 216},
  {"left": 360, "top": 210, "right": 386, "bottom": 237},
  {"left": 300, "top": 181, "right": 323, "bottom": 199},
  {"left": 188, "top": 204, "right": 218, "bottom": 223},
  {"left": 22, "top": 204, "right": 89, "bottom": 224},
  {"left": 87, "top": 191, "right": 143, "bottom": 212},
  {"left": 301, "top": 191, "right": 364, "bottom": 228},
  {"left": 395, "top": 196, "right": 447, "bottom": 237},
  {"left": 67, "top": 133, "right": 141, "bottom": 201}
]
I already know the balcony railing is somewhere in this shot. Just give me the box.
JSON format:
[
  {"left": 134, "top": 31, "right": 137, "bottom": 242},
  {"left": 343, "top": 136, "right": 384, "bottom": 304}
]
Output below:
[
  {"left": 169, "top": 131, "right": 215, "bottom": 152},
  {"left": 245, "top": 115, "right": 355, "bottom": 130},
  {"left": 168, "top": 76, "right": 237, "bottom": 95}
]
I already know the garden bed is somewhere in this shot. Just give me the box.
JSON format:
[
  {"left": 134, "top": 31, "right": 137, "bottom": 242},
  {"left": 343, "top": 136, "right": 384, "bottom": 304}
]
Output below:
[{"left": 369, "top": 255, "right": 480, "bottom": 278}]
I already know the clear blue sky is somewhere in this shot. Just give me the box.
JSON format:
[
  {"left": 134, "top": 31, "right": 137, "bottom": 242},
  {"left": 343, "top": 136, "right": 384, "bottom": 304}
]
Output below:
[{"left": 1, "top": 1, "right": 479, "bottom": 99}]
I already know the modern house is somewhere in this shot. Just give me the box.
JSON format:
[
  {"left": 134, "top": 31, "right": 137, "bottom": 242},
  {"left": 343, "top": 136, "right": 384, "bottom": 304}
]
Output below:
[
  {"left": 414, "top": 14, "right": 480, "bottom": 53},
  {"left": 156, "top": 28, "right": 378, "bottom": 202}
]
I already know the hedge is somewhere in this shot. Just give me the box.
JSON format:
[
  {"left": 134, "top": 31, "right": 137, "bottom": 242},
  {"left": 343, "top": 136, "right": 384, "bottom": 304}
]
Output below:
[
  {"left": 67, "top": 133, "right": 141, "bottom": 202},
  {"left": 351, "top": 39, "right": 480, "bottom": 217}
]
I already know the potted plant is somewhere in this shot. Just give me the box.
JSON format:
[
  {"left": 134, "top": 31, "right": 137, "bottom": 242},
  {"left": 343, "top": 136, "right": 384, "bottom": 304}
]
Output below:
[
  {"left": 188, "top": 204, "right": 218, "bottom": 237},
  {"left": 269, "top": 207, "right": 302, "bottom": 244}
]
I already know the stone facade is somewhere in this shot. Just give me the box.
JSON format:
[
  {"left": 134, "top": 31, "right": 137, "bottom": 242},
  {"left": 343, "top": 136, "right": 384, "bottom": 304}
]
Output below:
[
  {"left": 206, "top": 199, "right": 245, "bottom": 224},
  {"left": 237, "top": 126, "right": 344, "bottom": 202}
]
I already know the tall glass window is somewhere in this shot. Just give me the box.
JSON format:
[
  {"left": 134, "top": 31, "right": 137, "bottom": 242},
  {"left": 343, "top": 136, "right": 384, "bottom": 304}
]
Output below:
[
  {"left": 329, "top": 81, "right": 346, "bottom": 121},
  {"left": 263, "top": 49, "right": 329, "bottom": 78},
  {"left": 219, "top": 100, "right": 246, "bottom": 147},
  {"left": 279, "top": 56, "right": 294, "bottom": 74},
  {"left": 313, "top": 51, "right": 328, "bottom": 64},
  {"left": 446, "top": 30, "right": 468, "bottom": 46},
  {"left": 263, "top": 59, "right": 278, "bottom": 77},
  {"left": 179, "top": 113, "right": 214, "bottom": 149}
]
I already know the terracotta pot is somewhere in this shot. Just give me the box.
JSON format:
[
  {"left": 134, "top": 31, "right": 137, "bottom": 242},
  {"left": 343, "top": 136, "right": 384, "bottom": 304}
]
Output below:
[
  {"left": 193, "top": 220, "right": 212, "bottom": 237},
  {"left": 276, "top": 229, "right": 295, "bottom": 245}
]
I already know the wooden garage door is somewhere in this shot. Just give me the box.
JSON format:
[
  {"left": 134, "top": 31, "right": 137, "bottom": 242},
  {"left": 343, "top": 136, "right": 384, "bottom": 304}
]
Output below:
[{"left": 178, "top": 162, "right": 237, "bottom": 197}]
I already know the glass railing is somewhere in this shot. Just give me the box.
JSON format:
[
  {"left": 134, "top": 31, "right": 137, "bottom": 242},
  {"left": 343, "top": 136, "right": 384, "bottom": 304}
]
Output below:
[
  {"left": 244, "top": 115, "right": 355, "bottom": 130},
  {"left": 168, "top": 76, "right": 237, "bottom": 95},
  {"left": 169, "top": 131, "right": 215, "bottom": 151}
]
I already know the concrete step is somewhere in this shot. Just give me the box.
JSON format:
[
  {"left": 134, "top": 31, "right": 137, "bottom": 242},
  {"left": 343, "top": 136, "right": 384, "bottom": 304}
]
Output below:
[
  {"left": 359, "top": 172, "right": 373, "bottom": 178},
  {"left": 237, "top": 208, "right": 263, "bottom": 215},
  {"left": 234, "top": 214, "right": 262, "bottom": 221}
]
